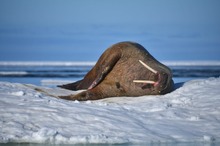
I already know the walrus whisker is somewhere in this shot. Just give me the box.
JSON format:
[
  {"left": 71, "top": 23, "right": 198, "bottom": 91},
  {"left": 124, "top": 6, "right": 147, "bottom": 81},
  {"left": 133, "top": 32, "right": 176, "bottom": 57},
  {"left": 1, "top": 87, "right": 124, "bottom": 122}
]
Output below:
[
  {"left": 139, "top": 60, "right": 158, "bottom": 74},
  {"left": 133, "top": 80, "right": 156, "bottom": 84}
]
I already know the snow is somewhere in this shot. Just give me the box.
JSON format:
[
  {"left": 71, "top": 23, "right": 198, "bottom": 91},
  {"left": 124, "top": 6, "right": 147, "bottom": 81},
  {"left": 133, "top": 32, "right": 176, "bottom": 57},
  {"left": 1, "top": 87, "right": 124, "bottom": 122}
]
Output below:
[{"left": 0, "top": 77, "right": 220, "bottom": 144}]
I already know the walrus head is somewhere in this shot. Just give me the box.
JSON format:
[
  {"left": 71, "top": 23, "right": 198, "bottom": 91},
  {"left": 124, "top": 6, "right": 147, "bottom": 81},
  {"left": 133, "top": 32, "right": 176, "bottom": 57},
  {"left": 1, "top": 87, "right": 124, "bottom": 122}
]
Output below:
[{"left": 133, "top": 60, "right": 173, "bottom": 94}]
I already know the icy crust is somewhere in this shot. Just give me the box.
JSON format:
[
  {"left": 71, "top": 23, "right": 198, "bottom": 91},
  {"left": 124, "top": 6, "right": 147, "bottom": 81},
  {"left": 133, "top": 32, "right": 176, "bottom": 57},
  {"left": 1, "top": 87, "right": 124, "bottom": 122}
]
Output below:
[{"left": 0, "top": 78, "right": 220, "bottom": 144}]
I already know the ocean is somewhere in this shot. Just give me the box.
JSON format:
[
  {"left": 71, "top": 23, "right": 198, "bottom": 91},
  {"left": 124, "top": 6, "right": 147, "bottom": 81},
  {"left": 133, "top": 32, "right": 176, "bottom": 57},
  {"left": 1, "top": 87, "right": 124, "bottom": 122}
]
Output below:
[{"left": 0, "top": 61, "right": 220, "bottom": 87}]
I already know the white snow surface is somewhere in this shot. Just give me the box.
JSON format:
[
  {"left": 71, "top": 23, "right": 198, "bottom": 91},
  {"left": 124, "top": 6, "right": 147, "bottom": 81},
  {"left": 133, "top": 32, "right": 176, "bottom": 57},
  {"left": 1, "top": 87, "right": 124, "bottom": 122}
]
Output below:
[{"left": 0, "top": 77, "right": 220, "bottom": 144}]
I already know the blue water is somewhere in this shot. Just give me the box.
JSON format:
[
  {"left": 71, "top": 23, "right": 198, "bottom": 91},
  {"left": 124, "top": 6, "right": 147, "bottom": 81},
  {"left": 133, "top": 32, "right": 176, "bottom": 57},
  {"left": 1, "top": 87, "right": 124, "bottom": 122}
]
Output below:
[{"left": 0, "top": 63, "right": 220, "bottom": 86}]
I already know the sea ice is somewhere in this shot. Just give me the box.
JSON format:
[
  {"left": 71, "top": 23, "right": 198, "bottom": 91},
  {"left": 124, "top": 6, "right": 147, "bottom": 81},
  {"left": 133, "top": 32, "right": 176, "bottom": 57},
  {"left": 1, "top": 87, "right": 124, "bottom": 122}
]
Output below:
[{"left": 0, "top": 77, "right": 220, "bottom": 144}]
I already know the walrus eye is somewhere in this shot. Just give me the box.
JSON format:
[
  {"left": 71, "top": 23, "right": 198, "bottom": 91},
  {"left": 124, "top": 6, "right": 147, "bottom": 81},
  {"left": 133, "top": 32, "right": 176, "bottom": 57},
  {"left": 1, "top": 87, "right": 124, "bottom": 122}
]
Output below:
[{"left": 133, "top": 60, "right": 158, "bottom": 85}]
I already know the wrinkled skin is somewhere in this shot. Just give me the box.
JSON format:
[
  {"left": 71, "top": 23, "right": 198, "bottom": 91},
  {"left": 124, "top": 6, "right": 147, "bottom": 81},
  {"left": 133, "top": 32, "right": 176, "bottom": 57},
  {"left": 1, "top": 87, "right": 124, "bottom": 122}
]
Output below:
[{"left": 58, "top": 42, "right": 174, "bottom": 101}]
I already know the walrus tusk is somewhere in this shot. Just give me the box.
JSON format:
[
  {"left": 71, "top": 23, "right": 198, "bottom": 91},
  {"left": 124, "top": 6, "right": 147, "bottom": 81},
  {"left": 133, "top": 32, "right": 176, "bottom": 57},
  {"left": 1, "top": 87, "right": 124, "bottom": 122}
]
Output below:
[
  {"left": 133, "top": 80, "right": 156, "bottom": 84},
  {"left": 139, "top": 60, "right": 158, "bottom": 74}
]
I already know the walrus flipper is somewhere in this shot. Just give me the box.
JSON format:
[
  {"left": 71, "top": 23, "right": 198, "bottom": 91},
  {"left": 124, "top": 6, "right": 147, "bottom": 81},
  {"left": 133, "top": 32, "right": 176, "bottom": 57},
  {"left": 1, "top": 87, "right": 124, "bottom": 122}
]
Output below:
[
  {"left": 88, "top": 51, "right": 121, "bottom": 89},
  {"left": 58, "top": 49, "right": 121, "bottom": 100},
  {"left": 57, "top": 57, "right": 119, "bottom": 91},
  {"left": 58, "top": 92, "right": 86, "bottom": 101},
  {"left": 88, "top": 65, "right": 114, "bottom": 89},
  {"left": 57, "top": 80, "right": 82, "bottom": 91},
  {"left": 59, "top": 89, "right": 104, "bottom": 101},
  {"left": 58, "top": 46, "right": 122, "bottom": 92}
]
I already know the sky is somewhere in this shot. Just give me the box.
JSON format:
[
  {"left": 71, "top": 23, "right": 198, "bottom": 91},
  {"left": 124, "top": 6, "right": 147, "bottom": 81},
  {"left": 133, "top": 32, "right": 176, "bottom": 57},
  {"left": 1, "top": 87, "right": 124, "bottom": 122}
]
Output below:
[{"left": 0, "top": 0, "right": 220, "bottom": 61}]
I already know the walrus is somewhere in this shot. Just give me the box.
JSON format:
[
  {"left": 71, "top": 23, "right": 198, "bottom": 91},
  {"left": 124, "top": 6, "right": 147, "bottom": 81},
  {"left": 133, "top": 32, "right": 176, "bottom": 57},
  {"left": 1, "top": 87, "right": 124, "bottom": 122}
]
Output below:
[{"left": 58, "top": 41, "right": 174, "bottom": 101}]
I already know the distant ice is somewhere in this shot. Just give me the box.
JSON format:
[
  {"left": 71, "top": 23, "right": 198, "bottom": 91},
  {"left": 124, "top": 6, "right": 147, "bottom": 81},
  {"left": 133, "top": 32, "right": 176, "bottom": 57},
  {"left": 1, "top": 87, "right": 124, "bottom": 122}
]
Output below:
[
  {"left": 163, "top": 61, "right": 220, "bottom": 66},
  {"left": 0, "top": 71, "right": 28, "bottom": 76},
  {"left": 1, "top": 61, "right": 220, "bottom": 66},
  {"left": 0, "top": 77, "right": 220, "bottom": 144},
  {"left": 0, "top": 61, "right": 96, "bottom": 66},
  {"left": 41, "top": 79, "right": 73, "bottom": 86}
]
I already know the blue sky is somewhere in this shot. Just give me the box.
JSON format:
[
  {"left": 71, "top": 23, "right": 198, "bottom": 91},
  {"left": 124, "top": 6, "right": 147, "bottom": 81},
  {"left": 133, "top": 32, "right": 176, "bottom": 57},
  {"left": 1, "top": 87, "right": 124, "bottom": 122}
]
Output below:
[{"left": 0, "top": 0, "right": 220, "bottom": 61}]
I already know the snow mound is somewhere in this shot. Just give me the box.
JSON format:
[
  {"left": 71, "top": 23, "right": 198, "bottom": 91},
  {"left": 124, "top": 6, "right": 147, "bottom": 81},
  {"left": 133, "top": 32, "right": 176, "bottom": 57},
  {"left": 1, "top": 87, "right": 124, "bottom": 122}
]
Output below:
[{"left": 0, "top": 77, "right": 220, "bottom": 144}]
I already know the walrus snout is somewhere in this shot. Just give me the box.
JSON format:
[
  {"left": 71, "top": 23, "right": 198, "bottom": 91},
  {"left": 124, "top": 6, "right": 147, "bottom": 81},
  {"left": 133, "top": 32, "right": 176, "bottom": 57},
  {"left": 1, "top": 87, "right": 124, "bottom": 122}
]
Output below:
[
  {"left": 154, "top": 72, "right": 173, "bottom": 94},
  {"left": 153, "top": 72, "right": 168, "bottom": 93}
]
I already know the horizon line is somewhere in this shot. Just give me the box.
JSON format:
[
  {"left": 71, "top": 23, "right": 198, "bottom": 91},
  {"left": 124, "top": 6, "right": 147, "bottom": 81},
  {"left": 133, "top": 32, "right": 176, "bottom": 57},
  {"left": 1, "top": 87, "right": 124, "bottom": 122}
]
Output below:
[{"left": 0, "top": 60, "right": 220, "bottom": 66}]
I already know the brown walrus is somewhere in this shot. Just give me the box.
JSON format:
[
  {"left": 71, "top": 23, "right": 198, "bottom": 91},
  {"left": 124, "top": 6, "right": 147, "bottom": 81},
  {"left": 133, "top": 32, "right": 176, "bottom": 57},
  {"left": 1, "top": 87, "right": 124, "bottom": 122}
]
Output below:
[{"left": 58, "top": 41, "right": 174, "bottom": 101}]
